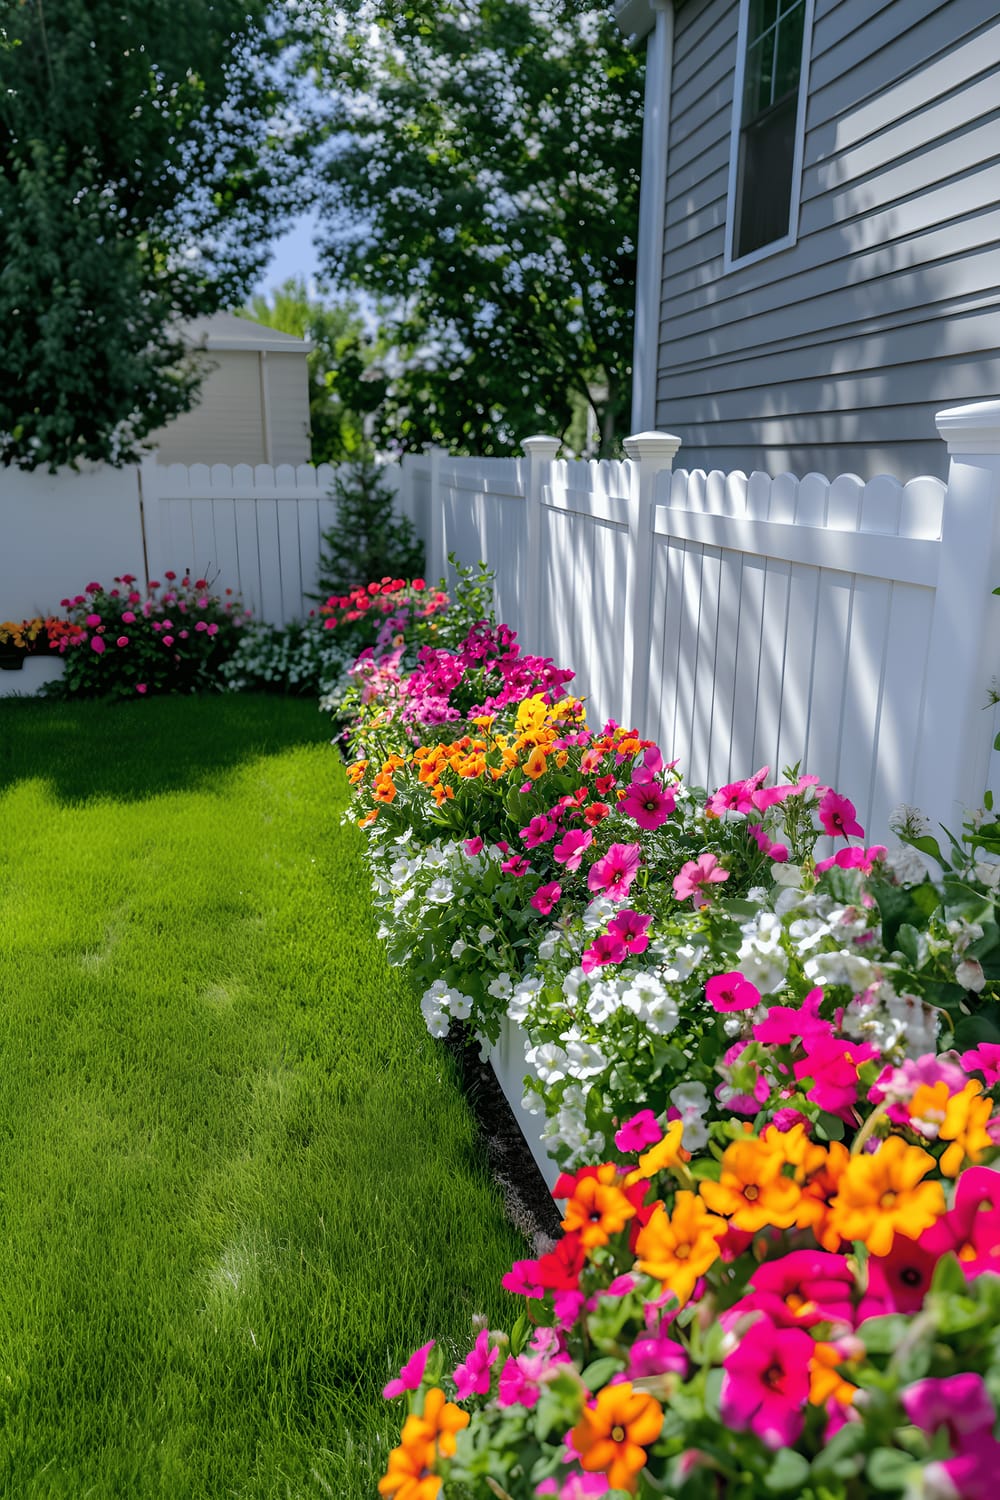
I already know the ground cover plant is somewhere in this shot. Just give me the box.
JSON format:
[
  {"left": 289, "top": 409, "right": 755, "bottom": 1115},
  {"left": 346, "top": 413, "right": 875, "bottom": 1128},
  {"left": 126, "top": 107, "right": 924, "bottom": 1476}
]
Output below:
[
  {"left": 338, "top": 585, "right": 1000, "bottom": 1499},
  {"left": 0, "top": 696, "right": 523, "bottom": 1498}
]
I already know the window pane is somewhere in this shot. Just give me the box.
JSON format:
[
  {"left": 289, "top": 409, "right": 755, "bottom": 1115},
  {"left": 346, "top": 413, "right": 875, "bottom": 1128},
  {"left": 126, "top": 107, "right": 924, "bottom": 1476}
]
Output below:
[
  {"left": 748, "top": 0, "right": 779, "bottom": 41},
  {"left": 735, "top": 93, "right": 797, "bottom": 258},
  {"left": 774, "top": 1, "right": 805, "bottom": 100},
  {"left": 743, "top": 29, "right": 775, "bottom": 119}
]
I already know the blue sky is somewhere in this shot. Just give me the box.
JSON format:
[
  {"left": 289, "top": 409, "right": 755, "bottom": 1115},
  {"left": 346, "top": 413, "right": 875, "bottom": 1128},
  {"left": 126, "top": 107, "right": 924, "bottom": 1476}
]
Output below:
[{"left": 252, "top": 211, "right": 324, "bottom": 296}]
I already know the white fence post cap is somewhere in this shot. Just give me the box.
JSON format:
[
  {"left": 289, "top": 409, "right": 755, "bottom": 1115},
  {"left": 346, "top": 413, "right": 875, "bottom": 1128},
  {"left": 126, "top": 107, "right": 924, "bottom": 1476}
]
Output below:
[
  {"left": 935, "top": 398, "right": 1000, "bottom": 455},
  {"left": 623, "top": 431, "right": 683, "bottom": 465},
  {"left": 521, "top": 435, "right": 561, "bottom": 457}
]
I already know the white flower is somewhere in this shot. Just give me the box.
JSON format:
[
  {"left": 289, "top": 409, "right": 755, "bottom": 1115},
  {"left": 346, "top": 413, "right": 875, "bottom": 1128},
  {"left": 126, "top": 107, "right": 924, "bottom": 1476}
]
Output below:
[
  {"left": 526, "top": 1042, "right": 568, "bottom": 1084},
  {"left": 537, "top": 931, "right": 560, "bottom": 961},
  {"left": 425, "top": 877, "right": 453, "bottom": 904},
  {"left": 956, "top": 958, "right": 987, "bottom": 993},
  {"left": 450, "top": 937, "right": 467, "bottom": 959},
  {"left": 659, "top": 944, "right": 698, "bottom": 983},
  {"left": 889, "top": 804, "right": 932, "bottom": 838},
  {"left": 478, "top": 926, "right": 495, "bottom": 944},
  {"left": 884, "top": 844, "right": 928, "bottom": 885},
  {"left": 563, "top": 1034, "right": 607, "bottom": 1079},
  {"left": 487, "top": 973, "right": 513, "bottom": 1000},
  {"left": 975, "top": 860, "right": 1000, "bottom": 889},
  {"left": 771, "top": 861, "right": 805, "bottom": 887},
  {"left": 447, "top": 989, "right": 473, "bottom": 1020}
]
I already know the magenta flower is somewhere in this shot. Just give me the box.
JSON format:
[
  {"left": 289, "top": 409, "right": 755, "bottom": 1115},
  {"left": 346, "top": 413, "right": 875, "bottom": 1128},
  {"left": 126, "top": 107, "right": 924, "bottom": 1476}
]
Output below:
[
  {"left": 720, "top": 1317, "right": 812, "bottom": 1449},
  {"left": 464, "top": 836, "right": 484, "bottom": 857},
  {"left": 793, "top": 1034, "right": 878, "bottom": 1118},
  {"left": 747, "top": 823, "right": 788, "bottom": 862},
  {"left": 531, "top": 881, "right": 562, "bottom": 915},
  {"left": 520, "top": 814, "right": 557, "bottom": 848},
  {"left": 706, "top": 766, "right": 769, "bottom": 816},
  {"left": 136, "top": 683, "right": 147, "bottom": 695},
  {"left": 116, "top": 635, "right": 128, "bottom": 648},
  {"left": 121, "top": 610, "right": 136, "bottom": 624},
  {"left": 620, "top": 781, "right": 676, "bottom": 830},
  {"left": 453, "top": 1327, "right": 499, "bottom": 1399},
  {"left": 902, "top": 1373, "right": 997, "bottom": 1442},
  {"left": 960, "top": 1042, "right": 1000, "bottom": 1084},
  {"left": 818, "top": 788, "right": 864, "bottom": 839},
  {"left": 581, "top": 933, "right": 626, "bottom": 974},
  {"left": 918, "top": 1166, "right": 1000, "bottom": 1278},
  {"left": 587, "top": 842, "right": 641, "bottom": 900},
  {"left": 85, "top": 612, "right": 101, "bottom": 628},
  {"left": 501, "top": 855, "right": 530, "bottom": 877},
  {"left": 673, "top": 852, "right": 729, "bottom": 906},
  {"left": 748, "top": 1250, "right": 857, "bottom": 1329},
  {"left": 535, "top": 1474, "right": 610, "bottom": 1498},
  {"left": 859, "top": 1235, "right": 939, "bottom": 1319},
  {"left": 626, "top": 1333, "right": 688, "bottom": 1380},
  {"left": 753, "top": 989, "right": 827, "bottom": 1045},
  {"left": 706, "top": 971, "right": 761, "bottom": 1013},
  {"left": 90, "top": 635, "right": 105, "bottom": 655},
  {"left": 815, "top": 844, "right": 886, "bottom": 875},
  {"left": 382, "top": 1339, "right": 434, "bottom": 1400},
  {"left": 162, "top": 634, "right": 174, "bottom": 647},
  {"left": 614, "top": 1108, "right": 662, "bottom": 1153},
  {"left": 607, "top": 909, "right": 651, "bottom": 954},
  {"left": 553, "top": 828, "right": 593, "bottom": 872}
]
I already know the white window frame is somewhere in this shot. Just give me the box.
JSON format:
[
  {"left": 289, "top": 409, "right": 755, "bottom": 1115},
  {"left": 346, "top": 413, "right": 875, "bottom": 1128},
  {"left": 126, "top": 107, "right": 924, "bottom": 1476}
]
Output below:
[{"left": 723, "top": 0, "right": 815, "bottom": 275}]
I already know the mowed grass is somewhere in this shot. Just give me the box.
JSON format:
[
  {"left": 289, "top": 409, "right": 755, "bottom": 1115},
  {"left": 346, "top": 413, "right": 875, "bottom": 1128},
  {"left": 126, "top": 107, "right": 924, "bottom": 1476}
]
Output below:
[{"left": 0, "top": 697, "right": 524, "bottom": 1499}]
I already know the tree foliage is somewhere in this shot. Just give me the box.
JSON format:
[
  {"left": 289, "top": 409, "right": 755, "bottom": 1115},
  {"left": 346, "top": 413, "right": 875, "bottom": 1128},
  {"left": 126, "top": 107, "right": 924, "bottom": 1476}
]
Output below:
[
  {"left": 0, "top": 0, "right": 306, "bottom": 470},
  {"left": 242, "top": 278, "right": 383, "bottom": 464},
  {"left": 308, "top": 0, "right": 643, "bottom": 456}
]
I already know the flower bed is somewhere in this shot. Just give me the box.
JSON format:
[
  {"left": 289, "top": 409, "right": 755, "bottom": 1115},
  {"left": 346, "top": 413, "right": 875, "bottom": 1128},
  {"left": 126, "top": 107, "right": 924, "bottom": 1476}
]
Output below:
[{"left": 331, "top": 574, "right": 1000, "bottom": 1500}]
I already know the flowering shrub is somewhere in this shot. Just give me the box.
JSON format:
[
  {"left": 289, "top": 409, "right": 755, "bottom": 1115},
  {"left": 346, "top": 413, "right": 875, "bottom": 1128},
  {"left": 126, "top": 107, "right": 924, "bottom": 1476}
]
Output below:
[
  {"left": 338, "top": 593, "right": 1000, "bottom": 1497},
  {"left": 49, "top": 573, "right": 249, "bottom": 699}
]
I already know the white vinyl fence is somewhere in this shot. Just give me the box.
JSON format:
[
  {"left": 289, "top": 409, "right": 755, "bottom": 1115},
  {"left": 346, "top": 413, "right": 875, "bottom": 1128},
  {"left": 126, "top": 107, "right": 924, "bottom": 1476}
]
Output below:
[
  {"left": 397, "top": 400, "right": 1000, "bottom": 846},
  {"left": 0, "top": 458, "right": 400, "bottom": 628}
]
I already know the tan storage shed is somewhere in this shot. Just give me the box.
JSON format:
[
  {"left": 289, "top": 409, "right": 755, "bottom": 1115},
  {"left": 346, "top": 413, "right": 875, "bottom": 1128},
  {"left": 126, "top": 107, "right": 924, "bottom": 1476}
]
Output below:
[{"left": 150, "top": 312, "right": 312, "bottom": 466}]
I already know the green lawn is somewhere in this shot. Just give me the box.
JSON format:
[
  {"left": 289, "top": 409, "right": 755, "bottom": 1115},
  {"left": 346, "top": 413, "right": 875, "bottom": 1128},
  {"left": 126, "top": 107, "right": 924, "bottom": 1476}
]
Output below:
[{"left": 0, "top": 696, "right": 523, "bottom": 1498}]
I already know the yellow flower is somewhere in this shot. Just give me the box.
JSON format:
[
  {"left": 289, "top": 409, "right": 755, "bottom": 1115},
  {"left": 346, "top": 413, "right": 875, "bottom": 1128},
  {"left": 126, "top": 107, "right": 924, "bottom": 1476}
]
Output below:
[
  {"left": 827, "top": 1136, "right": 945, "bottom": 1255},
  {"left": 937, "top": 1080, "right": 995, "bottom": 1176},
  {"left": 524, "top": 745, "right": 549, "bottom": 779},
  {"left": 698, "top": 1136, "right": 801, "bottom": 1231},
  {"left": 624, "top": 1119, "right": 687, "bottom": 1186},
  {"left": 634, "top": 1192, "right": 728, "bottom": 1306}
]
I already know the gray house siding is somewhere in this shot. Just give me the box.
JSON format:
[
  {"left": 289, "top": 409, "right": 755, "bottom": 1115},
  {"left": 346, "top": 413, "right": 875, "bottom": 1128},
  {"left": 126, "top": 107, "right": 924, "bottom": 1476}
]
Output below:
[{"left": 655, "top": 0, "right": 1000, "bottom": 481}]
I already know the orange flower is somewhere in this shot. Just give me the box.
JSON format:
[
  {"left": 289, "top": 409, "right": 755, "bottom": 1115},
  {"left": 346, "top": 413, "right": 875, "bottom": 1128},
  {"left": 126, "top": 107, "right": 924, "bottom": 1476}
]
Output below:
[
  {"left": 827, "top": 1136, "right": 945, "bottom": 1256},
  {"left": 377, "top": 1387, "right": 469, "bottom": 1500},
  {"left": 561, "top": 1163, "right": 636, "bottom": 1248},
  {"left": 809, "top": 1342, "right": 858, "bottom": 1409},
  {"left": 698, "top": 1137, "right": 801, "bottom": 1231},
  {"left": 358, "top": 808, "right": 379, "bottom": 828},
  {"left": 571, "top": 1382, "right": 663, "bottom": 1495},
  {"left": 346, "top": 759, "right": 368, "bottom": 785},
  {"left": 634, "top": 1192, "right": 728, "bottom": 1305},
  {"left": 937, "top": 1080, "right": 995, "bottom": 1177},
  {"left": 793, "top": 1140, "right": 851, "bottom": 1250},
  {"left": 524, "top": 745, "right": 549, "bottom": 779},
  {"left": 373, "top": 777, "right": 397, "bottom": 804},
  {"left": 624, "top": 1119, "right": 687, "bottom": 1185},
  {"left": 432, "top": 783, "right": 455, "bottom": 805}
]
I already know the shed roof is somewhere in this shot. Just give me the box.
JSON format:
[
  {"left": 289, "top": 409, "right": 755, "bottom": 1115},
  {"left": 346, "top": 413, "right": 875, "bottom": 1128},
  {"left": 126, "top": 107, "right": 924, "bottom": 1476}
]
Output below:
[{"left": 181, "top": 310, "right": 313, "bottom": 355}]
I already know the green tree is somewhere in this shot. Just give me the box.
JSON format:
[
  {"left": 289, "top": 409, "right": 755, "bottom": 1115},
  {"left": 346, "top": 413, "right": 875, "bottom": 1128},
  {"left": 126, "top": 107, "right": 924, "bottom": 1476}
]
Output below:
[
  {"left": 242, "top": 278, "right": 383, "bottom": 464},
  {"left": 0, "top": 0, "right": 306, "bottom": 470},
  {"left": 307, "top": 0, "right": 643, "bottom": 456}
]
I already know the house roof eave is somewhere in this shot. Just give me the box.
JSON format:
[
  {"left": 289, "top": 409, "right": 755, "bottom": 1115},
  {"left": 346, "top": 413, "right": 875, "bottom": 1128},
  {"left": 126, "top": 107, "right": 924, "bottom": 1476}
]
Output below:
[{"left": 614, "top": 0, "right": 657, "bottom": 40}]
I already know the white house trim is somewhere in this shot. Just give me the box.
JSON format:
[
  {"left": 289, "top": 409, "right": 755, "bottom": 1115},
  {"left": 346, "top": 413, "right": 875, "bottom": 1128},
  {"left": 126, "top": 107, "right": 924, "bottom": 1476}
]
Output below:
[
  {"left": 629, "top": 0, "right": 675, "bottom": 434},
  {"left": 723, "top": 0, "right": 815, "bottom": 277}
]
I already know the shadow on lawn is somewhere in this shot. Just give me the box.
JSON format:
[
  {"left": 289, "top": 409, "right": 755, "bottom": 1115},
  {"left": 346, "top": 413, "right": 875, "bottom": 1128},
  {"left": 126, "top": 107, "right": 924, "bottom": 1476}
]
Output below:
[{"left": 0, "top": 693, "right": 335, "bottom": 803}]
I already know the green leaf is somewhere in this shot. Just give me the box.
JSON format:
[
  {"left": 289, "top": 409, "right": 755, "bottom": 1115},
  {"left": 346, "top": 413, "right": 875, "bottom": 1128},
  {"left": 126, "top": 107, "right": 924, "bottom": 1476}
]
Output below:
[
  {"left": 580, "top": 1356, "right": 624, "bottom": 1392},
  {"left": 866, "top": 1447, "right": 917, "bottom": 1491},
  {"left": 814, "top": 1111, "right": 845, "bottom": 1142},
  {"left": 764, "top": 1449, "right": 811, "bottom": 1492},
  {"left": 855, "top": 1314, "right": 910, "bottom": 1353}
]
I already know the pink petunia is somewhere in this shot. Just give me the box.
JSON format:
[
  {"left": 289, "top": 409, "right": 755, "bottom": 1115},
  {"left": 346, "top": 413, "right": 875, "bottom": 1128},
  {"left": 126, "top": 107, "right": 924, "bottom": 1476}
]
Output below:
[
  {"left": 747, "top": 822, "right": 789, "bottom": 862},
  {"left": 553, "top": 828, "right": 593, "bottom": 872},
  {"left": 90, "top": 635, "right": 105, "bottom": 655},
  {"left": 619, "top": 781, "right": 676, "bottom": 830},
  {"left": 673, "top": 852, "right": 729, "bottom": 906},
  {"left": 747, "top": 1250, "right": 857, "bottom": 1329},
  {"left": 452, "top": 1327, "right": 499, "bottom": 1400},
  {"left": 858, "top": 1234, "right": 939, "bottom": 1319},
  {"left": 581, "top": 933, "right": 626, "bottom": 974},
  {"left": 753, "top": 988, "right": 827, "bottom": 1046},
  {"left": 586, "top": 842, "right": 642, "bottom": 900},
  {"left": 607, "top": 908, "right": 651, "bottom": 954},
  {"left": 720, "top": 1316, "right": 812, "bottom": 1449},
  {"left": 793, "top": 1034, "right": 879, "bottom": 1118},
  {"left": 960, "top": 1042, "right": 1000, "bottom": 1085},
  {"left": 382, "top": 1340, "right": 434, "bottom": 1400},
  {"left": 116, "top": 636, "right": 129, "bottom": 648},
  {"left": 814, "top": 844, "right": 886, "bottom": 875},
  {"left": 531, "top": 881, "right": 562, "bottom": 915},
  {"left": 706, "top": 971, "right": 761, "bottom": 1013},
  {"left": 706, "top": 766, "right": 769, "bottom": 817},
  {"left": 918, "top": 1166, "right": 1000, "bottom": 1279},
  {"left": 136, "top": 683, "right": 147, "bottom": 695},
  {"left": 501, "top": 855, "right": 531, "bottom": 877},
  {"left": 818, "top": 788, "right": 864, "bottom": 840},
  {"left": 626, "top": 1333, "right": 688, "bottom": 1380},
  {"left": 464, "top": 836, "right": 484, "bottom": 857},
  {"left": 614, "top": 1108, "right": 662, "bottom": 1153},
  {"left": 521, "top": 814, "right": 557, "bottom": 848}
]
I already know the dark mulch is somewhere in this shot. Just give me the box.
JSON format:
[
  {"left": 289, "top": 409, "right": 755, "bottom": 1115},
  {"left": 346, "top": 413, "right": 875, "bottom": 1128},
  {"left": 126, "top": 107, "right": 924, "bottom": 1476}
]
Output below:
[{"left": 445, "top": 1024, "right": 562, "bottom": 1253}]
